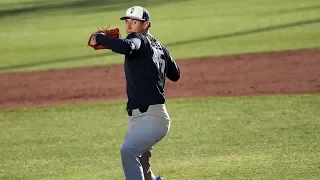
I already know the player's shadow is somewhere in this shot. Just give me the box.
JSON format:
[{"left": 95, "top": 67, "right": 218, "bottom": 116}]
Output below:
[{"left": 166, "top": 18, "right": 320, "bottom": 47}]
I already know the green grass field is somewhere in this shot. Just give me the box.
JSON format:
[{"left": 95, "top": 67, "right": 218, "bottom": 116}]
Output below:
[
  {"left": 0, "top": 0, "right": 320, "bottom": 72},
  {"left": 1, "top": 0, "right": 320, "bottom": 179},
  {"left": 1, "top": 95, "right": 320, "bottom": 179}
]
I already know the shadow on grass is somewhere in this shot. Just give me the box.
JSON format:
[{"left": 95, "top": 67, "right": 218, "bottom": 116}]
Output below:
[
  {"left": 261, "top": 4, "right": 320, "bottom": 15},
  {"left": 1, "top": 17, "right": 319, "bottom": 72},
  {"left": 0, "top": 0, "right": 188, "bottom": 19},
  {"left": 80, "top": 0, "right": 187, "bottom": 14},
  {"left": 166, "top": 18, "right": 320, "bottom": 47},
  {"left": 0, "top": 53, "right": 114, "bottom": 72}
]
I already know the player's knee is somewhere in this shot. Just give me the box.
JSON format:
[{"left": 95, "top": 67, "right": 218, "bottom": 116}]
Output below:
[{"left": 120, "top": 143, "right": 137, "bottom": 158}]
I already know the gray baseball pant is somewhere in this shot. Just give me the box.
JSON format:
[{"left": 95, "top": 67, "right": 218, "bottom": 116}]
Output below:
[{"left": 120, "top": 104, "right": 171, "bottom": 180}]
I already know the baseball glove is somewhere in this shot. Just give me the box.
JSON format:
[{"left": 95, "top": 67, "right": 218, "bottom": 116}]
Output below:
[{"left": 88, "top": 26, "right": 120, "bottom": 50}]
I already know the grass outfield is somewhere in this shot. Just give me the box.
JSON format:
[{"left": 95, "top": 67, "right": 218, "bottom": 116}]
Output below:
[
  {"left": 0, "top": 0, "right": 320, "bottom": 72},
  {"left": 1, "top": 1, "right": 319, "bottom": 179},
  {"left": 1, "top": 95, "right": 319, "bottom": 179}
]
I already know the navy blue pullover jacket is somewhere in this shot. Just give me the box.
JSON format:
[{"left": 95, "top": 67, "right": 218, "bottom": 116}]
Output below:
[{"left": 96, "top": 32, "right": 180, "bottom": 110}]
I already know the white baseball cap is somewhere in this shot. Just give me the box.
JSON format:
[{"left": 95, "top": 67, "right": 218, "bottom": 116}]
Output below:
[{"left": 120, "top": 6, "right": 151, "bottom": 21}]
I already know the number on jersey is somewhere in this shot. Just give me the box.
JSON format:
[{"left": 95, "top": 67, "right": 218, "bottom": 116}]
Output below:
[{"left": 151, "top": 45, "right": 165, "bottom": 75}]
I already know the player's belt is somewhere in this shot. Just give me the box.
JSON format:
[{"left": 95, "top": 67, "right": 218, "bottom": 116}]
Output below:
[{"left": 127, "top": 106, "right": 149, "bottom": 116}]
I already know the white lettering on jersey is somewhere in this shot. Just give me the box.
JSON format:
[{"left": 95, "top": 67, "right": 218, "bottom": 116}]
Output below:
[
  {"left": 147, "top": 37, "right": 166, "bottom": 94},
  {"left": 151, "top": 46, "right": 165, "bottom": 75}
]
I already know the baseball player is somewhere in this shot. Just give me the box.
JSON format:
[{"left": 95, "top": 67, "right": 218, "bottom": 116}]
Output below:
[{"left": 89, "top": 6, "right": 181, "bottom": 180}]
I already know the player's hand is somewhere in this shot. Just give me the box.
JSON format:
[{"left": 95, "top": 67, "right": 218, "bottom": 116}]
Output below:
[
  {"left": 89, "top": 34, "right": 97, "bottom": 46},
  {"left": 89, "top": 32, "right": 106, "bottom": 46},
  {"left": 87, "top": 26, "right": 120, "bottom": 50}
]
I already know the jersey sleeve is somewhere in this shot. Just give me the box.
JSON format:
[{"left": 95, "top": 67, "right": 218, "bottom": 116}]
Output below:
[
  {"left": 163, "top": 47, "right": 181, "bottom": 82},
  {"left": 95, "top": 32, "right": 141, "bottom": 55}
]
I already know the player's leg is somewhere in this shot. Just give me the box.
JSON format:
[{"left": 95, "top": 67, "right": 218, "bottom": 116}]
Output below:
[
  {"left": 126, "top": 125, "right": 159, "bottom": 180},
  {"left": 120, "top": 115, "right": 170, "bottom": 180},
  {"left": 139, "top": 147, "right": 156, "bottom": 180}
]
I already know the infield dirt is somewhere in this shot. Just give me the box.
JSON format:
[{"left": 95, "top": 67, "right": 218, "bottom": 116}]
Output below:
[{"left": 0, "top": 48, "right": 319, "bottom": 110}]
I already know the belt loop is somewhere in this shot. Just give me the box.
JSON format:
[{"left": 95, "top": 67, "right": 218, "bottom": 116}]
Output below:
[{"left": 127, "top": 110, "right": 132, "bottom": 116}]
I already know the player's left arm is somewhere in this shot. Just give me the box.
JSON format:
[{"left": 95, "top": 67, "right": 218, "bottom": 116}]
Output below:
[
  {"left": 95, "top": 33, "right": 141, "bottom": 55},
  {"left": 163, "top": 47, "right": 181, "bottom": 82}
]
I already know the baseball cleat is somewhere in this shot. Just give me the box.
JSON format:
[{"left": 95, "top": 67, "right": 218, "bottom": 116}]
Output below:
[{"left": 156, "top": 176, "right": 163, "bottom": 180}]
